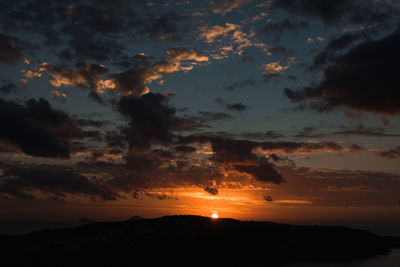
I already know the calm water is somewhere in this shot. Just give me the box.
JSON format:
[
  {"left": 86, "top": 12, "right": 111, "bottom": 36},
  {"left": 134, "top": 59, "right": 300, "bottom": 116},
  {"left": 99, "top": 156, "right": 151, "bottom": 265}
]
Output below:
[{"left": 280, "top": 249, "right": 400, "bottom": 267}]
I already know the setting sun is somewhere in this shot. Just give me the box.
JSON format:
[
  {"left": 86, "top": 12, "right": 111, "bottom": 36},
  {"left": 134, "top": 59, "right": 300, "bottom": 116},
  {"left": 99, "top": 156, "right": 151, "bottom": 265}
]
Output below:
[{"left": 211, "top": 213, "right": 219, "bottom": 219}]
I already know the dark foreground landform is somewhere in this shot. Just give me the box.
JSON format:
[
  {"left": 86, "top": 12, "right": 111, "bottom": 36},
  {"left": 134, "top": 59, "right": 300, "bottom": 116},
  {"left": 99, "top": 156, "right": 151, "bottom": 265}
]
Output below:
[{"left": 0, "top": 215, "right": 395, "bottom": 266}]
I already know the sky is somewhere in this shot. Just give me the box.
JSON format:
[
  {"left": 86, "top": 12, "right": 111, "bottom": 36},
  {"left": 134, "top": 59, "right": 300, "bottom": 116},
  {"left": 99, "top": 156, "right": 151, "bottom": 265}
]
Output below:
[{"left": 0, "top": 0, "right": 400, "bottom": 235}]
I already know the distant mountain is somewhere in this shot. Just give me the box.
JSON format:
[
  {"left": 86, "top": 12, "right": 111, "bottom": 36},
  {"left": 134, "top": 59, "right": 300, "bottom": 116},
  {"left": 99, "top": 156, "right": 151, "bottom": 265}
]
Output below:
[
  {"left": 127, "top": 215, "right": 143, "bottom": 221},
  {"left": 0, "top": 215, "right": 392, "bottom": 267},
  {"left": 76, "top": 217, "right": 96, "bottom": 224}
]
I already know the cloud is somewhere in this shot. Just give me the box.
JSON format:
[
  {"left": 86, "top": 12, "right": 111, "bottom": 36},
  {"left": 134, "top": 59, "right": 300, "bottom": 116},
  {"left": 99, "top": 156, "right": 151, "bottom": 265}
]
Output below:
[
  {"left": 271, "top": 0, "right": 399, "bottom": 25},
  {"left": 196, "top": 111, "right": 234, "bottom": 122},
  {"left": 263, "top": 59, "right": 294, "bottom": 83},
  {"left": 258, "top": 141, "right": 346, "bottom": 154},
  {"left": 224, "top": 79, "right": 258, "bottom": 91},
  {"left": 295, "top": 125, "right": 400, "bottom": 139},
  {"left": 0, "top": 33, "right": 23, "bottom": 64},
  {"left": 211, "top": 0, "right": 251, "bottom": 15},
  {"left": 215, "top": 98, "right": 248, "bottom": 112},
  {"left": 264, "top": 62, "right": 289, "bottom": 74},
  {"left": 166, "top": 47, "right": 209, "bottom": 62},
  {"left": 152, "top": 47, "right": 209, "bottom": 74},
  {"left": 226, "top": 103, "right": 248, "bottom": 112},
  {"left": 176, "top": 135, "right": 357, "bottom": 185},
  {"left": 110, "top": 68, "right": 160, "bottom": 96},
  {"left": 376, "top": 146, "right": 400, "bottom": 159},
  {"left": 200, "top": 23, "right": 239, "bottom": 42},
  {"left": 0, "top": 80, "right": 19, "bottom": 95},
  {"left": 0, "top": 166, "right": 116, "bottom": 200},
  {"left": 276, "top": 166, "right": 400, "bottom": 207},
  {"left": 140, "top": 12, "right": 184, "bottom": 41},
  {"left": 284, "top": 29, "right": 400, "bottom": 115},
  {"left": 264, "top": 19, "right": 309, "bottom": 33},
  {"left": 264, "top": 195, "right": 273, "bottom": 202},
  {"left": 32, "top": 62, "right": 115, "bottom": 95},
  {"left": 312, "top": 33, "right": 364, "bottom": 68},
  {"left": 233, "top": 159, "right": 284, "bottom": 184},
  {"left": 204, "top": 186, "right": 219, "bottom": 195},
  {"left": 116, "top": 93, "right": 193, "bottom": 151},
  {"left": 152, "top": 61, "right": 180, "bottom": 74},
  {"left": 75, "top": 118, "right": 109, "bottom": 128},
  {"left": 61, "top": 4, "right": 125, "bottom": 34},
  {"left": 65, "top": 34, "right": 123, "bottom": 62},
  {"left": 0, "top": 97, "right": 82, "bottom": 158},
  {"left": 51, "top": 90, "right": 68, "bottom": 101}
]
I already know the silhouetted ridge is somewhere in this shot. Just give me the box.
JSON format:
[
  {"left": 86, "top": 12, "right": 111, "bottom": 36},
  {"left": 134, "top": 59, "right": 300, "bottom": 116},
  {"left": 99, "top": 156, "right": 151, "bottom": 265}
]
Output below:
[
  {"left": 0, "top": 215, "right": 391, "bottom": 267},
  {"left": 127, "top": 215, "right": 143, "bottom": 221},
  {"left": 76, "top": 217, "right": 96, "bottom": 224}
]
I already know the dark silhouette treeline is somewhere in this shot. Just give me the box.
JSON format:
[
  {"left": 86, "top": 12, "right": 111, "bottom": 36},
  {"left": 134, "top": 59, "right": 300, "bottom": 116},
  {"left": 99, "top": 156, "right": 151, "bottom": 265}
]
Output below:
[{"left": 0, "top": 215, "right": 395, "bottom": 266}]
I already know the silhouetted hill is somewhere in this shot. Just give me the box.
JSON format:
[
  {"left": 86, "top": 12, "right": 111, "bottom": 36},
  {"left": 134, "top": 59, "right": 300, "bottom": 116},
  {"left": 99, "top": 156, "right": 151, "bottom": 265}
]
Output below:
[
  {"left": 76, "top": 217, "right": 96, "bottom": 224},
  {"left": 0, "top": 215, "right": 392, "bottom": 266},
  {"left": 127, "top": 215, "right": 143, "bottom": 221},
  {"left": 383, "top": 235, "right": 400, "bottom": 248}
]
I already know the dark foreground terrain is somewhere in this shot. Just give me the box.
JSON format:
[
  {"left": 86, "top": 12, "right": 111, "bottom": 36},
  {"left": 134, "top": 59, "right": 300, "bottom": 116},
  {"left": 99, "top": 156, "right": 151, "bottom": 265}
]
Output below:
[{"left": 0, "top": 215, "right": 396, "bottom": 266}]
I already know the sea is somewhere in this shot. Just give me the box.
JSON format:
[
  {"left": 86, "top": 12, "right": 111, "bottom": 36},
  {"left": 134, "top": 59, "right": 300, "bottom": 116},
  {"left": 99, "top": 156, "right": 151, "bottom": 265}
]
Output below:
[{"left": 279, "top": 249, "right": 400, "bottom": 267}]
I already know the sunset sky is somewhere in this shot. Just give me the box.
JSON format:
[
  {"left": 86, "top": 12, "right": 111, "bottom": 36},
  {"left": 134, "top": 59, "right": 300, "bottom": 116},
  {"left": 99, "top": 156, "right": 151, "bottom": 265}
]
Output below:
[{"left": 1, "top": 0, "right": 400, "bottom": 235}]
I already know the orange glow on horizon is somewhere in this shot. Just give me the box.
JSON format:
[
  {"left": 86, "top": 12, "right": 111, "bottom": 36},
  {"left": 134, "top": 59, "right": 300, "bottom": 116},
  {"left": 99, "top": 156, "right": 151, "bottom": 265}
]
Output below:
[{"left": 211, "top": 212, "right": 219, "bottom": 219}]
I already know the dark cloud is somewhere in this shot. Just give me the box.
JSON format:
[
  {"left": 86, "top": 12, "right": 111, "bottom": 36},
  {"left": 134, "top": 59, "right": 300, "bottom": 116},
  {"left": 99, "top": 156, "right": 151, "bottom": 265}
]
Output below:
[
  {"left": 376, "top": 146, "right": 400, "bottom": 159},
  {"left": 173, "top": 145, "right": 197, "bottom": 154},
  {"left": 113, "top": 54, "right": 153, "bottom": 69},
  {"left": 110, "top": 68, "right": 160, "bottom": 96},
  {"left": 116, "top": 93, "right": 192, "bottom": 151},
  {"left": 88, "top": 91, "right": 106, "bottom": 105},
  {"left": 259, "top": 141, "right": 344, "bottom": 153},
  {"left": 328, "top": 125, "right": 400, "bottom": 138},
  {"left": 267, "top": 46, "right": 295, "bottom": 56},
  {"left": 204, "top": 186, "right": 219, "bottom": 195},
  {"left": 226, "top": 103, "right": 248, "bottom": 112},
  {"left": 234, "top": 159, "right": 284, "bottom": 184},
  {"left": 181, "top": 134, "right": 359, "bottom": 156},
  {"left": 209, "top": 138, "right": 258, "bottom": 164},
  {"left": 0, "top": 166, "right": 116, "bottom": 200},
  {"left": 59, "top": 4, "right": 125, "bottom": 34},
  {"left": 347, "top": 144, "right": 364, "bottom": 152},
  {"left": 139, "top": 13, "right": 184, "bottom": 41},
  {"left": 66, "top": 34, "right": 123, "bottom": 62},
  {"left": 271, "top": 0, "right": 399, "bottom": 25},
  {"left": 75, "top": 118, "right": 108, "bottom": 128},
  {"left": 241, "top": 130, "right": 285, "bottom": 140},
  {"left": 264, "top": 20, "right": 309, "bottom": 33},
  {"left": 312, "top": 33, "right": 364, "bottom": 68},
  {"left": 144, "top": 192, "right": 177, "bottom": 200},
  {"left": 196, "top": 111, "right": 234, "bottom": 123},
  {"left": 211, "top": 0, "right": 250, "bottom": 15},
  {"left": 0, "top": 1, "right": 192, "bottom": 65},
  {"left": 215, "top": 98, "right": 248, "bottom": 112},
  {"left": 285, "top": 30, "right": 400, "bottom": 115},
  {"left": 81, "top": 130, "right": 103, "bottom": 142},
  {"left": 276, "top": 166, "right": 400, "bottom": 207},
  {"left": 0, "top": 80, "right": 19, "bottom": 95},
  {"left": 0, "top": 33, "right": 23, "bottom": 64},
  {"left": 105, "top": 130, "right": 128, "bottom": 149},
  {"left": 224, "top": 79, "right": 258, "bottom": 91},
  {"left": 264, "top": 195, "right": 273, "bottom": 202},
  {"left": 263, "top": 73, "right": 280, "bottom": 83},
  {"left": 0, "top": 97, "right": 82, "bottom": 158},
  {"left": 177, "top": 135, "right": 357, "bottom": 185},
  {"left": 34, "top": 62, "right": 109, "bottom": 93},
  {"left": 293, "top": 125, "right": 400, "bottom": 139},
  {"left": 272, "top": 0, "right": 355, "bottom": 23}
]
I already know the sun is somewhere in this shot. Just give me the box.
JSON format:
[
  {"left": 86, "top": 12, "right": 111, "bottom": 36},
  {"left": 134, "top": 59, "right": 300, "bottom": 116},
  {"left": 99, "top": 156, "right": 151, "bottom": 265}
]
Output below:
[{"left": 211, "top": 212, "right": 219, "bottom": 219}]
